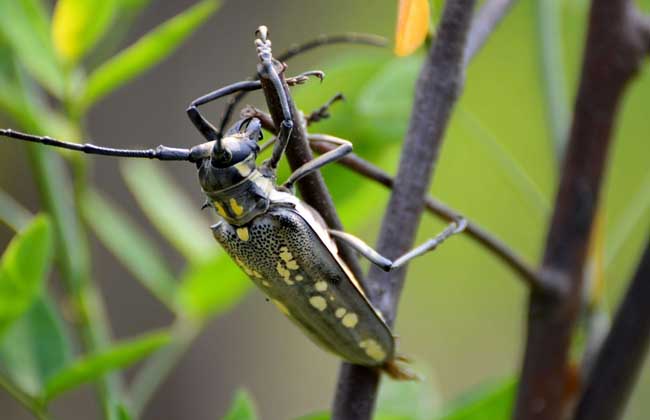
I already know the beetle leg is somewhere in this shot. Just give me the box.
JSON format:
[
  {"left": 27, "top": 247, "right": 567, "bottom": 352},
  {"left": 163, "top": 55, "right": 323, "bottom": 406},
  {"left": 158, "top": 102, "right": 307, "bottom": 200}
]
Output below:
[
  {"left": 186, "top": 80, "right": 263, "bottom": 140},
  {"left": 328, "top": 218, "right": 467, "bottom": 272},
  {"left": 255, "top": 26, "right": 295, "bottom": 172},
  {"left": 282, "top": 134, "right": 352, "bottom": 191},
  {"left": 306, "top": 93, "right": 345, "bottom": 126}
]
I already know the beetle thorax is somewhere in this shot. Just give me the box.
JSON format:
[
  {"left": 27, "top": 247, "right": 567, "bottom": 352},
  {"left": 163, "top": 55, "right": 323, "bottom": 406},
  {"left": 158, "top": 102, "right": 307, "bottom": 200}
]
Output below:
[{"left": 198, "top": 142, "right": 273, "bottom": 225}]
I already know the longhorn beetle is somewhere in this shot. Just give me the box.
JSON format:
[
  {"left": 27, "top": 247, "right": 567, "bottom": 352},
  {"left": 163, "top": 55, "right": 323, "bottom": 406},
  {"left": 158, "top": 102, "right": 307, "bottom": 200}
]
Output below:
[{"left": 0, "top": 26, "right": 466, "bottom": 379}]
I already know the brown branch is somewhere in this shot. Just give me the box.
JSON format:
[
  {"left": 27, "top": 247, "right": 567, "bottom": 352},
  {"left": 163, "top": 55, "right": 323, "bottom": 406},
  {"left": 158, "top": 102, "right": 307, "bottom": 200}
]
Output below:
[
  {"left": 572, "top": 238, "right": 650, "bottom": 420},
  {"left": 308, "top": 138, "right": 543, "bottom": 290},
  {"left": 332, "top": 1, "right": 477, "bottom": 419},
  {"left": 513, "top": 1, "right": 648, "bottom": 419}
]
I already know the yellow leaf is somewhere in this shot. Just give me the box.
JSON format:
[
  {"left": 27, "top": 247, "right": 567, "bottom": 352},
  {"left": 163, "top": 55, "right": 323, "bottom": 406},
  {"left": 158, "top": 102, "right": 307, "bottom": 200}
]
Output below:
[
  {"left": 394, "top": 0, "right": 431, "bottom": 56},
  {"left": 52, "top": 0, "right": 116, "bottom": 64},
  {"left": 52, "top": 0, "right": 87, "bottom": 62}
]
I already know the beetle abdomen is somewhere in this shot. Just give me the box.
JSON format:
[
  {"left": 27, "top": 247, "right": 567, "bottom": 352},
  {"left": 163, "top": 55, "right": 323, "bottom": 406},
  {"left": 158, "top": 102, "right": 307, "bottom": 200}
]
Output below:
[{"left": 212, "top": 204, "right": 395, "bottom": 366}]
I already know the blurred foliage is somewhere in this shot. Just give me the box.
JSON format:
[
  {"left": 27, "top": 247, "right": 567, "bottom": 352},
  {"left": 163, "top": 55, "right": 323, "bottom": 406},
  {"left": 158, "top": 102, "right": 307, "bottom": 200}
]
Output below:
[
  {"left": 222, "top": 389, "right": 259, "bottom": 420},
  {"left": 0, "top": 0, "right": 649, "bottom": 419}
]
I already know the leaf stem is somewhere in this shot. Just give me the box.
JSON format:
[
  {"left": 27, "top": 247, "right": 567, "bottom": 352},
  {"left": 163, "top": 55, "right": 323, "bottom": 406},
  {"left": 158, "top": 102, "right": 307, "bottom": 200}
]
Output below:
[
  {"left": 0, "top": 373, "right": 50, "bottom": 420},
  {"left": 130, "top": 319, "right": 201, "bottom": 417}
]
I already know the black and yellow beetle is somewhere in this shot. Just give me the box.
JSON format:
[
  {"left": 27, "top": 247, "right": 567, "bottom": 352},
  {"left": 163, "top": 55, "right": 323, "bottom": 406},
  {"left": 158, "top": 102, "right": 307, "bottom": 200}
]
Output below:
[{"left": 0, "top": 26, "right": 465, "bottom": 379}]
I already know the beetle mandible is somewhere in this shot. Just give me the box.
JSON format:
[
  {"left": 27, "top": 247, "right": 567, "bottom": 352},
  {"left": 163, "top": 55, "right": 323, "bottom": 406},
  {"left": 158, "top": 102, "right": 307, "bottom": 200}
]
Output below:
[{"left": 0, "top": 26, "right": 466, "bottom": 379}]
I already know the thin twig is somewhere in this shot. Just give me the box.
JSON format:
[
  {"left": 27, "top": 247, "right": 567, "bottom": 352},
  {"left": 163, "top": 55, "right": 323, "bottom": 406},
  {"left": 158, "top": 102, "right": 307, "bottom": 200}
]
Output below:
[
  {"left": 513, "top": 1, "right": 649, "bottom": 419},
  {"left": 573, "top": 238, "right": 650, "bottom": 420},
  {"left": 307, "top": 137, "right": 542, "bottom": 290}
]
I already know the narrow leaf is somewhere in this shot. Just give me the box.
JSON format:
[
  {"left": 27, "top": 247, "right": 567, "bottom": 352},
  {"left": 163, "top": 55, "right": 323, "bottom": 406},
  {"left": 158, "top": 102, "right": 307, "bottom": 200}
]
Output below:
[
  {"left": 120, "top": 160, "right": 216, "bottom": 263},
  {"left": 395, "top": 0, "right": 431, "bottom": 56},
  {"left": 0, "top": 296, "right": 72, "bottom": 395},
  {"left": 42, "top": 331, "right": 170, "bottom": 401},
  {"left": 605, "top": 170, "right": 650, "bottom": 269},
  {"left": 81, "top": 0, "right": 220, "bottom": 109},
  {"left": 0, "top": 0, "right": 65, "bottom": 96},
  {"left": 434, "top": 378, "right": 515, "bottom": 420},
  {"left": 83, "top": 189, "right": 178, "bottom": 310},
  {"left": 377, "top": 374, "right": 439, "bottom": 419},
  {"left": 52, "top": 0, "right": 118, "bottom": 64},
  {"left": 0, "top": 189, "right": 32, "bottom": 232},
  {"left": 222, "top": 389, "right": 258, "bottom": 420},
  {"left": 177, "top": 256, "right": 250, "bottom": 320},
  {"left": 0, "top": 215, "right": 52, "bottom": 339}
]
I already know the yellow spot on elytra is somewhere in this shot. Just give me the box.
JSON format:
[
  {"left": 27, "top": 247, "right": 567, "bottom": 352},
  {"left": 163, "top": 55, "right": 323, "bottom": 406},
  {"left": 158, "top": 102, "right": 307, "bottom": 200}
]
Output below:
[
  {"left": 214, "top": 201, "right": 227, "bottom": 217},
  {"left": 262, "top": 281, "right": 271, "bottom": 287},
  {"left": 359, "top": 339, "right": 387, "bottom": 362},
  {"left": 342, "top": 313, "right": 359, "bottom": 328},
  {"left": 279, "top": 248, "right": 293, "bottom": 262},
  {"left": 276, "top": 247, "right": 299, "bottom": 283},
  {"left": 272, "top": 300, "right": 290, "bottom": 316},
  {"left": 335, "top": 308, "right": 347, "bottom": 318},
  {"left": 229, "top": 198, "right": 244, "bottom": 216},
  {"left": 235, "top": 256, "right": 262, "bottom": 279},
  {"left": 309, "top": 296, "right": 327, "bottom": 311},
  {"left": 315, "top": 281, "right": 328, "bottom": 292},
  {"left": 236, "top": 227, "right": 249, "bottom": 241},
  {"left": 276, "top": 262, "right": 293, "bottom": 285}
]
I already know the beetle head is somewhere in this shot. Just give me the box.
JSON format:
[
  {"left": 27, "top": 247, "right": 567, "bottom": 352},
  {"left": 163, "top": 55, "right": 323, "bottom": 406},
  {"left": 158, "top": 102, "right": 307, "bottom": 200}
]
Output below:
[{"left": 198, "top": 117, "right": 264, "bottom": 194}]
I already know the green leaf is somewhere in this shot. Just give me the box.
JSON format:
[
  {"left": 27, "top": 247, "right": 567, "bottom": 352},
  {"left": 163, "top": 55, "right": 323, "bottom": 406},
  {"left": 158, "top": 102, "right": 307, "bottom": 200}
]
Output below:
[
  {"left": 0, "top": 0, "right": 65, "bottom": 97},
  {"left": 356, "top": 56, "right": 549, "bottom": 216},
  {"left": 120, "top": 160, "right": 216, "bottom": 263},
  {"left": 222, "top": 389, "right": 258, "bottom": 420},
  {"left": 377, "top": 374, "right": 439, "bottom": 420},
  {"left": 52, "top": 0, "right": 118, "bottom": 64},
  {"left": 293, "top": 413, "right": 330, "bottom": 420},
  {"left": 0, "top": 189, "right": 32, "bottom": 232},
  {"left": 0, "top": 296, "right": 72, "bottom": 395},
  {"left": 83, "top": 189, "right": 178, "bottom": 310},
  {"left": 357, "top": 54, "right": 422, "bottom": 139},
  {"left": 117, "top": 404, "right": 134, "bottom": 420},
  {"left": 433, "top": 378, "right": 515, "bottom": 420},
  {"left": 606, "top": 170, "right": 650, "bottom": 269},
  {"left": 293, "top": 413, "right": 416, "bottom": 420},
  {"left": 42, "top": 330, "right": 171, "bottom": 401},
  {"left": 177, "top": 255, "right": 251, "bottom": 320},
  {"left": 0, "top": 215, "right": 52, "bottom": 339},
  {"left": 81, "top": 0, "right": 220, "bottom": 110},
  {"left": 456, "top": 108, "right": 550, "bottom": 216}
]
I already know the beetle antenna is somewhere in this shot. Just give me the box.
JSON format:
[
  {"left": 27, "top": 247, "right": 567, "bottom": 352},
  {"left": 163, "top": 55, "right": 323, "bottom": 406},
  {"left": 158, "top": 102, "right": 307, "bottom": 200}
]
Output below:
[
  {"left": 0, "top": 129, "right": 194, "bottom": 161},
  {"left": 217, "top": 32, "right": 387, "bottom": 134}
]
